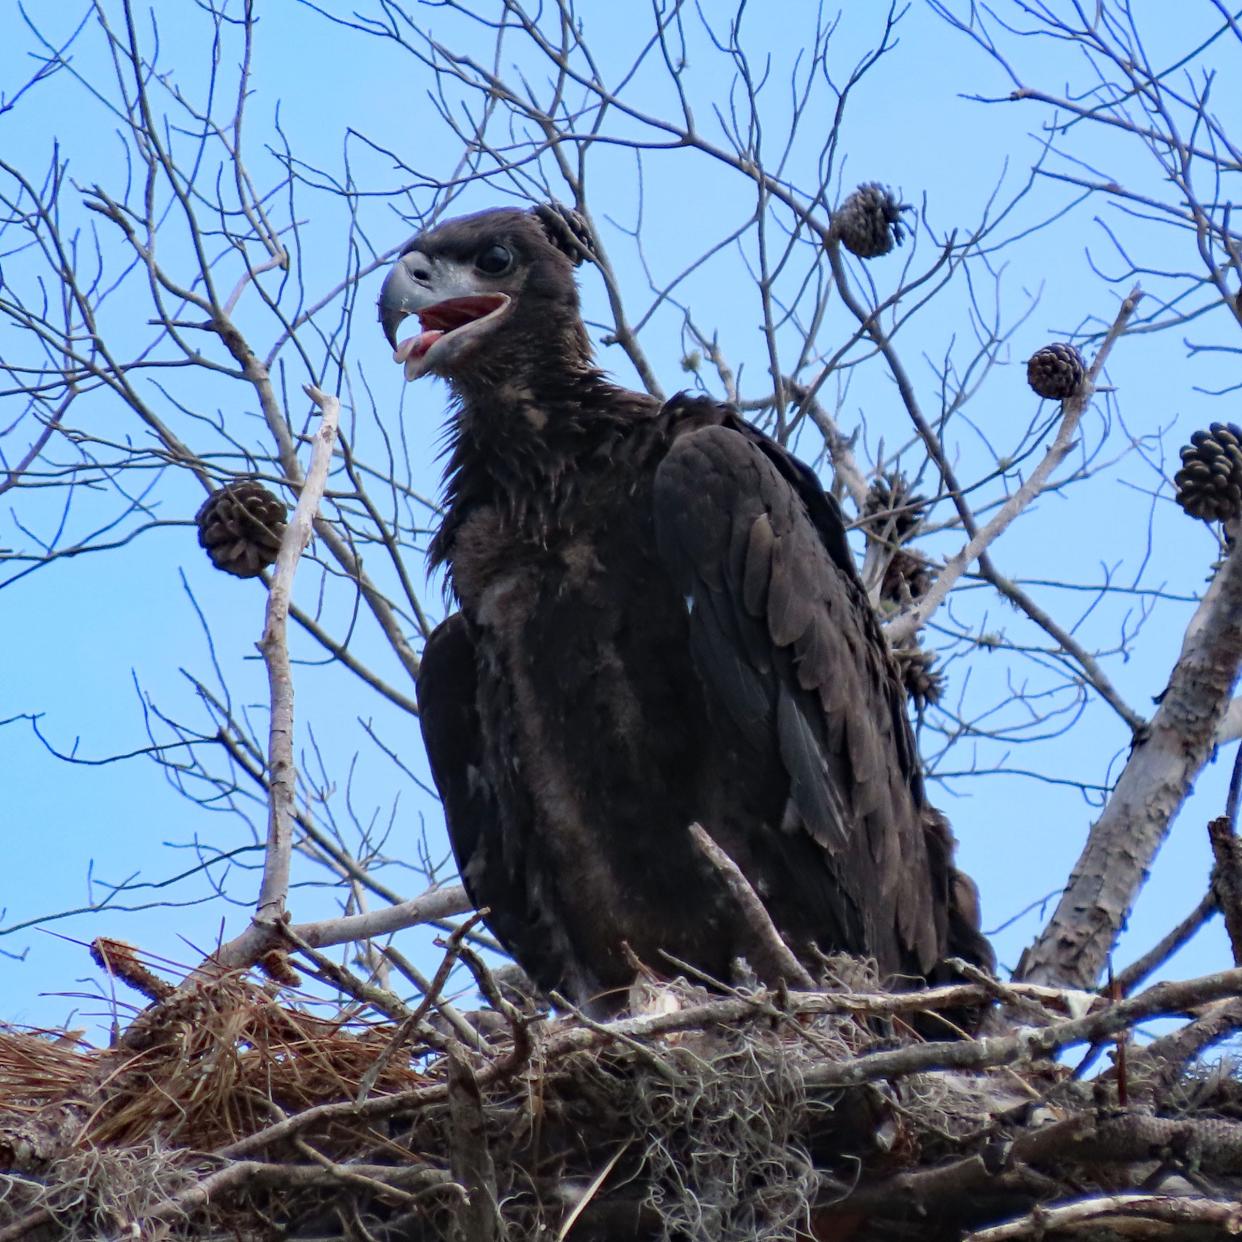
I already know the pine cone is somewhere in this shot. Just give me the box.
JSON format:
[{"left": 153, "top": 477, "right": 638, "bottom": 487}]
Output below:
[
  {"left": 196, "top": 480, "right": 287, "bottom": 578},
  {"left": 834, "top": 183, "right": 909, "bottom": 259},
  {"left": 864, "top": 472, "right": 927, "bottom": 543},
  {"left": 1174, "top": 422, "right": 1242, "bottom": 523},
  {"left": 882, "top": 549, "right": 934, "bottom": 606},
  {"left": 1027, "top": 342, "right": 1086, "bottom": 400},
  {"left": 893, "top": 644, "right": 945, "bottom": 709}
]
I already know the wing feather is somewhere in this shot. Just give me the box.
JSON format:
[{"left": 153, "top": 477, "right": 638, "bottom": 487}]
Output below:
[
  {"left": 653, "top": 408, "right": 958, "bottom": 976},
  {"left": 742, "top": 513, "right": 774, "bottom": 617},
  {"left": 417, "top": 614, "right": 549, "bottom": 977}
]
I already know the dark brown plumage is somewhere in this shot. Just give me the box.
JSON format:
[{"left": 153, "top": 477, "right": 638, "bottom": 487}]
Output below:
[{"left": 379, "top": 205, "right": 991, "bottom": 1012}]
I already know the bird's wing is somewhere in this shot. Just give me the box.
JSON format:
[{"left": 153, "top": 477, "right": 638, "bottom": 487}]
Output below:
[
  {"left": 417, "top": 613, "right": 543, "bottom": 971},
  {"left": 652, "top": 398, "right": 947, "bottom": 975}
]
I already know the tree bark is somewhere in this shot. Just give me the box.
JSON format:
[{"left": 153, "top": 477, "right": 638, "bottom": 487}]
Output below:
[{"left": 1018, "top": 546, "right": 1242, "bottom": 988}]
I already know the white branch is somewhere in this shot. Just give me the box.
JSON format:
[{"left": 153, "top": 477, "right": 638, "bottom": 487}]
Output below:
[
  {"left": 222, "top": 249, "right": 288, "bottom": 316},
  {"left": 254, "top": 385, "right": 341, "bottom": 924},
  {"left": 290, "top": 885, "right": 473, "bottom": 949},
  {"left": 208, "top": 884, "right": 473, "bottom": 975},
  {"left": 965, "top": 1193, "right": 1242, "bottom": 1241},
  {"left": 1019, "top": 540, "right": 1242, "bottom": 987},
  {"left": 1215, "top": 696, "right": 1242, "bottom": 743},
  {"left": 885, "top": 284, "right": 1143, "bottom": 648}
]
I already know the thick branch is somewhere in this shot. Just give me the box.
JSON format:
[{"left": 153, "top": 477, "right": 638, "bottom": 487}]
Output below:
[
  {"left": 1018, "top": 545, "right": 1242, "bottom": 987},
  {"left": 1209, "top": 815, "right": 1242, "bottom": 965},
  {"left": 1133, "top": 996, "right": 1242, "bottom": 1084},
  {"left": 446, "top": 1049, "right": 501, "bottom": 1242},
  {"left": 1215, "top": 696, "right": 1242, "bottom": 743}
]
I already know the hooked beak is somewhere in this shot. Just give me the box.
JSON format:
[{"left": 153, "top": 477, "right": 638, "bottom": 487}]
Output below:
[
  {"left": 378, "top": 250, "right": 511, "bottom": 382},
  {"left": 379, "top": 270, "right": 413, "bottom": 352}
]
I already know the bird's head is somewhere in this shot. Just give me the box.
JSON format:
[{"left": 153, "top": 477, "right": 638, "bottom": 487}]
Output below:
[{"left": 378, "top": 204, "right": 593, "bottom": 394}]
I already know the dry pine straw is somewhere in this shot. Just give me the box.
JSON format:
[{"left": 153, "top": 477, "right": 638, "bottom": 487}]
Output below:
[{"left": 3, "top": 964, "right": 1242, "bottom": 1239}]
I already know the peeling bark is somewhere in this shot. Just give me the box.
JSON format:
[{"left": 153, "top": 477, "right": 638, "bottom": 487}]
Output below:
[{"left": 1018, "top": 547, "right": 1242, "bottom": 988}]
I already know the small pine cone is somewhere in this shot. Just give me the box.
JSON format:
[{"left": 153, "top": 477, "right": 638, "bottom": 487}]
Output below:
[
  {"left": 196, "top": 480, "right": 287, "bottom": 578},
  {"left": 834, "top": 183, "right": 909, "bottom": 259},
  {"left": 1174, "top": 422, "right": 1242, "bottom": 522},
  {"left": 893, "top": 644, "right": 945, "bottom": 709},
  {"left": 1026, "top": 343, "right": 1086, "bottom": 400},
  {"left": 882, "top": 548, "right": 934, "bottom": 606},
  {"left": 864, "top": 472, "right": 927, "bottom": 543}
]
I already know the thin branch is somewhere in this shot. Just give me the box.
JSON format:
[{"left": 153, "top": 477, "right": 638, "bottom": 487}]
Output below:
[
  {"left": 687, "top": 822, "right": 814, "bottom": 989},
  {"left": 965, "top": 1193, "right": 1242, "bottom": 1241},
  {"left": 1208, "top": 745, "right": 1242, "bottom": 963},
  {"left": 886, "top": 285, "right": 1144, "bottom": 648},
  {"left": 254, "top": 385, "right": 341, "bottom": 925},
  {"left": 1114, "top": 890, "right": 1219, "bottom": 996},
  {"left": 209, "top": 883, "right": 472, "bottom": 973}
]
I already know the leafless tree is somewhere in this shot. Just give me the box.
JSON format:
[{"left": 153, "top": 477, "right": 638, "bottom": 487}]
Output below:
[{"left": 3, "top": 2, "right": 1242, "bottom": 1238}]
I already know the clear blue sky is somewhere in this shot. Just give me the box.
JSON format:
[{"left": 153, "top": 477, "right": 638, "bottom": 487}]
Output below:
[{"left": 2, "top": 1, "right": 1237, "bottom": 1036}]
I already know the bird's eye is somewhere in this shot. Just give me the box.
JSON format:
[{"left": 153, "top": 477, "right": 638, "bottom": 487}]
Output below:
[{"left": 475, "top": 243, "right": 513, "bottom": 276}]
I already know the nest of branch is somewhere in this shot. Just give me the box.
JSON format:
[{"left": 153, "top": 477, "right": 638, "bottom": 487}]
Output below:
[
  {"left": 863, "top": 473, "right": 927, "bottom": 544},
  {"left": 4, "top": 963, "right": 1242, "bottom": 1241}
]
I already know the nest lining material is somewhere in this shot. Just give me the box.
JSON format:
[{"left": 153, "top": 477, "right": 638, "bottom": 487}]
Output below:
[{"left": 3, "top": 959, "right": 1242, "bottom": 1241}]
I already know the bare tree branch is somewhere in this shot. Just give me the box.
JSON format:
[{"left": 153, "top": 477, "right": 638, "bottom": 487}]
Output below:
[
  {"left": 1019, "top": 544, "right": 1242, "bottom": 987},
  {"left": 254, "top": 386, "right": 341, "bottom": 925}
]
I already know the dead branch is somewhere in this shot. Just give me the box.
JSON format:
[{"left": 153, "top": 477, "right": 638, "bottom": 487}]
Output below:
[
  {"left": 1019, "top": 543, "right": 1242, "bottom": 988},
  {"left": 804, "top": 965, "right": 1242, "bottom": 1089},
  {"left": 687, "top": 823, "right": 815, "bottom": 989},
  {"left": 1135, "top": 997, "right": 1242, "bottom": 1087},
  {"left": 254, "top": 385, "right": 341, "bottom": 926},
  {"left": 130, "top": 1159, "right": 457, "bottom": 1230},
  {"left": 1208, "top": 746, "right": 1242, "bottom": 964},
  {"left": 885, "top": 285, "right": 1144, "bottom": 650},
  {"left": 1209, "top": 817, "right": 1242, "bottom": 966},
  {"left": 208, "top": 883, "right": 473, "bottom": 974},
  {"left": 1114, "top": 892, "right": 1219, "bottom": 996},
  {"left": 966, "top": 1193, "right": 1242, "bottom": 1241},
  {"left": 446, "top": 1049, "right": 501, "bottom": 1242}
]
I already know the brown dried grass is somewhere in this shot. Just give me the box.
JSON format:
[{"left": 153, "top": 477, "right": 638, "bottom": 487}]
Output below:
[
  {"left": 0, "top": 1029, "right": 96, "bottom": 1116},
  {"left": 3, "top": 972, "right": 427, "bottom": 1158},
  {"left": 3, "top": 958, "right": 1242, "bottom": 1241}
]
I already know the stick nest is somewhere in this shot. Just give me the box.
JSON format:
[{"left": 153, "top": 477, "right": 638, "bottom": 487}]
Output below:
[{"left": 3, "top": 957, "right": 1242, "bottom": 1241}]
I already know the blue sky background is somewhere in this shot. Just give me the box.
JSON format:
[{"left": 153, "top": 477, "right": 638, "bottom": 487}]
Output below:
[{"left": 2, "top": 1, "right": 1240, "bottom": 1037}]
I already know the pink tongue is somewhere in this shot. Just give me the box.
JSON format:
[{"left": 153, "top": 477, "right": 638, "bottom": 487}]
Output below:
[{"left": 394, "top": 330, "right": 444, "bottom": 363}]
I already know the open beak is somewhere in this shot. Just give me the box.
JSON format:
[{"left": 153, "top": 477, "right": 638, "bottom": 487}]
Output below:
[{"left": 378, "top": 251, "right": 510, "bottom": 381}]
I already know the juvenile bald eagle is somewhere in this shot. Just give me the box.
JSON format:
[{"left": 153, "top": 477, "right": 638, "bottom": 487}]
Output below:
[{"left": 380, "top": 204, "right": 991, "bottom": 1012}]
